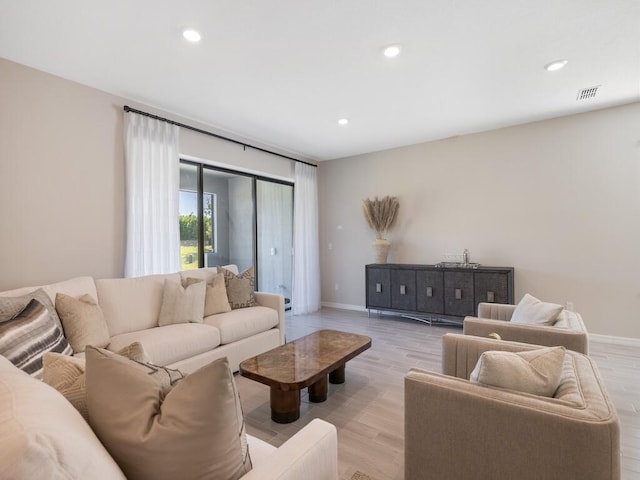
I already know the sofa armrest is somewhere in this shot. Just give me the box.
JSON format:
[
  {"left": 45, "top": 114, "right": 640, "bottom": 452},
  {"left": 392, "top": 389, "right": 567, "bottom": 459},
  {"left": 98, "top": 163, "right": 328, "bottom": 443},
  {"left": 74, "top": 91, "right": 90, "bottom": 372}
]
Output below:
[
  {"left": 242, "top": 419, "right": 338, "bottom": 480},
  {"left": 477, "top": 302, "right": 516, "bottom": 320},
  {"left": 463, "top": 317, "right": 589, "bottom": 354},
  {"left": 404, "top": 368, "right": 620, "bottom": 480},
  {"left": 254, "top": 292, "right": 285, "bottom": 345},
  {"left": 442, "top": 333, "right": 540, "bottom": 378}
]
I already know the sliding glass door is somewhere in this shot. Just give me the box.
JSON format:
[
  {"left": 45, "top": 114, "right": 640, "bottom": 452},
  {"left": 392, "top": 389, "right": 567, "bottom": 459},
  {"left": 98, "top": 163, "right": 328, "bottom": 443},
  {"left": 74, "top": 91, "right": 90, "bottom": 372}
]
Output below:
[{"left": 179, "top": 161, "right": 292, "bottom": 293}]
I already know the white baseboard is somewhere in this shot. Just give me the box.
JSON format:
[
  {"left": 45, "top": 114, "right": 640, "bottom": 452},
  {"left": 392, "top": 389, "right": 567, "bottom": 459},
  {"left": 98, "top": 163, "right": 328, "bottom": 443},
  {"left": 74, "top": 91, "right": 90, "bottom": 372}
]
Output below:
[
  {"left": 320, "top": 302, "right": 367, "bottom": 312},
  {"left": 589, "top": 333, "right": 640, "bottom": 347}
]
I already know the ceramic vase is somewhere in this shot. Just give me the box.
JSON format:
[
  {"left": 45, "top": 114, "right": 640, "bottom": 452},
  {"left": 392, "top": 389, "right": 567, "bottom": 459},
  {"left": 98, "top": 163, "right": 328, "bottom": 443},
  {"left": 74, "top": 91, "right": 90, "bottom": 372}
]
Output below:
[{"left": 373, "top": 238, "right": 391, "bottom": 264}]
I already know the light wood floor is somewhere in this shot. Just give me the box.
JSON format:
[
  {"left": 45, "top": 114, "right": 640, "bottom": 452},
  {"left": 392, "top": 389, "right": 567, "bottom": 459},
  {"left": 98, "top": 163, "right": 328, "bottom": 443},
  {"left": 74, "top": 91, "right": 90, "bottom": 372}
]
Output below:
[{"left": 235, "top": 308, "right": 640, "bottom": 480}]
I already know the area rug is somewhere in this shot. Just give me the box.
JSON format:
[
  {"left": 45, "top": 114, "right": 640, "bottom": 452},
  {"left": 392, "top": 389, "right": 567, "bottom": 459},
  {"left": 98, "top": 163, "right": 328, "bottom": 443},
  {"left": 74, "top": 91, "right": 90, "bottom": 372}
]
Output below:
[{"left": 350, "top": 471, "right": 375, "bottom": 480}]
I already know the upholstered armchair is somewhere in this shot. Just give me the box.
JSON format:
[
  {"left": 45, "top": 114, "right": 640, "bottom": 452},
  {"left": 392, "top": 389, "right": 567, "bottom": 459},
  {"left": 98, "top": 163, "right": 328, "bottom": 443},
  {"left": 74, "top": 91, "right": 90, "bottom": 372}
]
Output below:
[
  {"left": 463, "top": 301, "right": 589, "bottom": 353},
  {"left": 404, "top": 334, "right": 620, "bottom": 480}
]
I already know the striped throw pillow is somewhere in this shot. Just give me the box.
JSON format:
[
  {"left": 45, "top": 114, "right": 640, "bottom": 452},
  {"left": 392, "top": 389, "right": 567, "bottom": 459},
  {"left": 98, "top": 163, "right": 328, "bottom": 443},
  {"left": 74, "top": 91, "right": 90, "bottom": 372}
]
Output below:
[{"left": 0, "top": 299, "right": 73, "bottom": 378}]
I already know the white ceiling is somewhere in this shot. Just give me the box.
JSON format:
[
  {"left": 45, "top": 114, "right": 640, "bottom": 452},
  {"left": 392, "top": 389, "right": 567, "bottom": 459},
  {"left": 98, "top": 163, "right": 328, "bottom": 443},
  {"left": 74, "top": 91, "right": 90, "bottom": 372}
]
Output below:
[{"left": 1, "top": 1, "right": 639, "bottom": 161}]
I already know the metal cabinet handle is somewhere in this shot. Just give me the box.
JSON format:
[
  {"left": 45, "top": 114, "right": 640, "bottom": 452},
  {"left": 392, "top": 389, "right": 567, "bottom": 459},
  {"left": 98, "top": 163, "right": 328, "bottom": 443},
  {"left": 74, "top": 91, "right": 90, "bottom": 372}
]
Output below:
[
  {"left": 426, "top": 286, "right": 433, "bottom": 297},
  {"left": 400, "top": 285, "right": 406, "bottom": 295},
  {"left": 376, "top": 283, "right": 382, "bottom": 293},
  {"left": 455, "top": 288, "right": 462, "bottom": 300},
  {"left": 487, "top": 291, "right": 495, "bottom": 302}
]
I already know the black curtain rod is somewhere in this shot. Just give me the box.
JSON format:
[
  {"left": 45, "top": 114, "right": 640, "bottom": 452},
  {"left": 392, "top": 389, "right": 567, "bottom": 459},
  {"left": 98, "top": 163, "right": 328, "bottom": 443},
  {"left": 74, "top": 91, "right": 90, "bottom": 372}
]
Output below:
[{"left": 123, "top": 105, "right": 317, "bottom": 168}]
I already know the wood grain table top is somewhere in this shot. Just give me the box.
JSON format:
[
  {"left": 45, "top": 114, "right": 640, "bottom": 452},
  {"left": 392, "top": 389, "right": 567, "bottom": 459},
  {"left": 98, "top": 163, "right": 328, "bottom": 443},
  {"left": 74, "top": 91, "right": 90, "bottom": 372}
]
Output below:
[{"left": 239, "top": 329, "right": 372, "bottom": 390}]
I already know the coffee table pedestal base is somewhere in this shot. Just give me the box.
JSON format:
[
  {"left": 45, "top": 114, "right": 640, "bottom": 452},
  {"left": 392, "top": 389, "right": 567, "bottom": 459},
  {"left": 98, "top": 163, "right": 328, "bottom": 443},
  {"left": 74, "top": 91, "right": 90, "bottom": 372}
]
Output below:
[
  {"left": 270, "top": 388, "right": 300, "bottom": 423},
  {"left": 329, "top": 365, "right": 346, "bottom": 384},
  {"left": 309, "top": 375, "right": 328, "bottom": 403}
]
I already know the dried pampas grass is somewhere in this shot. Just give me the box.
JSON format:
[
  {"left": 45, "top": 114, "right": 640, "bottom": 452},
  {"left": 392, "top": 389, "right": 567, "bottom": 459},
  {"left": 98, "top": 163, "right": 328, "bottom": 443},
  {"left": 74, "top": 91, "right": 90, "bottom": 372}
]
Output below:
[{"left": 363, "top": 196, "right": 399, "bottom": 239}]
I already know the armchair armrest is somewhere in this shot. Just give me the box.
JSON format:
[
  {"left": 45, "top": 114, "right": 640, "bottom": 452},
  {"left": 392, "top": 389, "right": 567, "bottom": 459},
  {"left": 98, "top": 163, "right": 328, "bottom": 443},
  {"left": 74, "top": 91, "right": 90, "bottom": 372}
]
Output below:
[
  {"left": 463, "top": 317, "right": 589, "bottom": 354},
  {"left": 254, "top": 292, "right": 285, "bottom": 345},
  {"left": 242, "top": 419, "right": 338, "bottom": 480}
]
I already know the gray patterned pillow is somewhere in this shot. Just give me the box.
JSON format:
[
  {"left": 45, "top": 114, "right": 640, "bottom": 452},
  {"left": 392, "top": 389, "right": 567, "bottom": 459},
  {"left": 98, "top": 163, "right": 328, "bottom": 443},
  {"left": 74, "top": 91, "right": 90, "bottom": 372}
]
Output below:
[
  {"left": 0, "top": 299, "right": 73, "bottom": 378},
  {"left": 221, "top": 266, "right": 257, "bottom": 309},
  {"left": 0, "top": 288, "right": 62, "bottom": 328}
]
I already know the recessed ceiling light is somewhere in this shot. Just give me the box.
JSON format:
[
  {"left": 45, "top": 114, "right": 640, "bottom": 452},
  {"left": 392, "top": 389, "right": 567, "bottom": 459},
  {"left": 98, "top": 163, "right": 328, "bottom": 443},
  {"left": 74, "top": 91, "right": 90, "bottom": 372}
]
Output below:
[
  {"left": 383, "top": 45, "right": 401, "bottom": 58},
  {"left": 182, "top": 29, "right": 202, "bottom": 43},
  {"left": 337, "top": 118, "right": 349, "bottom": 126},
  {"left": 544, "top": 59, "right": 568, "bottom": 71}
]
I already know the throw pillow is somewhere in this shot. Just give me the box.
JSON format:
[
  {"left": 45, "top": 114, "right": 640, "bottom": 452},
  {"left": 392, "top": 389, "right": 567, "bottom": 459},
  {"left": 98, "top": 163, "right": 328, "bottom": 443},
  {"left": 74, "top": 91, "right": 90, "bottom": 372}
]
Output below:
[
  {"left": 85, "top": 348, "right": 252, "bottom": 480},
  {"left": 157, "top": 279, "right": 206, "bottom": 326},
  {"left": 0, "top": 287, "right": 62, "bottom": 328},
  {"left": 55, "top": 292, "right": 111, "bottom": 352},
  {"left": 186, "top": 274, "right": 231, "bottom": 316},
  {"left": 470, "top": 346, "right": 566, "bottom": 397},
  {"left": 510, "top": 293, "right": 564, "bottom": 326},
  {"left": 43, "top": 342, "right": 150, "bottom": 421},
  {"left": 0, "top": 299, "right": 73, "bottom": 378},
  {"left": 221, "top": 266, "right": 257, "bottom": 309}
]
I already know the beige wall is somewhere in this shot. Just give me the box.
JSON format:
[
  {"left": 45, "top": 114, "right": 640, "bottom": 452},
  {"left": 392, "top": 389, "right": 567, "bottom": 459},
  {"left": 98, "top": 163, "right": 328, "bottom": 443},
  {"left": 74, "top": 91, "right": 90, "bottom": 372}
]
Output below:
[
  {"left": 318, "top": 102, "right": 640, "bottom": 338},
  {"left": 0, "top": 58, "right": 295, "bottom": 291}
]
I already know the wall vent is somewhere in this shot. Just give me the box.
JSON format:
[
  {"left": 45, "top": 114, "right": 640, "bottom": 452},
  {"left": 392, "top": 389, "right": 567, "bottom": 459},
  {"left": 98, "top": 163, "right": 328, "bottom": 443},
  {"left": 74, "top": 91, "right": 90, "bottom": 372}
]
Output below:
[{"left": 576, "top": 85, "right": 600, "bottom": 101}]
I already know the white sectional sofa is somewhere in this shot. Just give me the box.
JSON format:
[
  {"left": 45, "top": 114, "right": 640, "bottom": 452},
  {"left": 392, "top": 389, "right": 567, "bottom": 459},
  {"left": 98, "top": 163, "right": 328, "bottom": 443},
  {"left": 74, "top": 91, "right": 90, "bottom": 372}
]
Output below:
[
  {"left": 0, "top": 266, "right": 339, "bottom": 479},
  {"left": 0, "top": 265, "right": 284, "bottom": 373}
]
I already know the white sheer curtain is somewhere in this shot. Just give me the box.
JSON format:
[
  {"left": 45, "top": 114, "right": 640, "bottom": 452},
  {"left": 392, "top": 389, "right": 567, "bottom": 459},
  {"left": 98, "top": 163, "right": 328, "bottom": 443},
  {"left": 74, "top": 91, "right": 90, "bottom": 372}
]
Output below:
[
  {"left": 292, "top": 162, "right": 321, "bottom": 314},
  {"left": 124, "top": 112, "right": 181, "bottom": 277}
]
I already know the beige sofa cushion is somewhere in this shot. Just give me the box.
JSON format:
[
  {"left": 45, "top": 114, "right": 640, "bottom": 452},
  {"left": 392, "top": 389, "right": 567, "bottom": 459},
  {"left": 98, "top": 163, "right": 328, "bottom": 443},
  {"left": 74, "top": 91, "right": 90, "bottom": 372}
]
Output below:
[
  {"left": 96, "top": 273, "right": 181, "bottom": 336},
  {"left": 56, "top": 293, "right": 110, "bottom": 352},
  {"left": 157, "top": 278, "right": 206, "bottom": 326},
  {"left": 184, "top": 274, "right": 232, "bottom": 316},
  {"left": 0, "top": 355, "right": 126, "bottom": 479},
  {"left": 204, "top": 306, "right": 279, "bottom": 344},
  {"left": 107, "top": 323, "right": 221, "bottom": 366},
  {"left": 470, "top": 346, "right": 566, "bottom": 397},
  {"left": 85, "top": 348, "right": 252, "bottom": 480},
  {"left": 511, "top": 293, "right": 564, "bottom": 326}
]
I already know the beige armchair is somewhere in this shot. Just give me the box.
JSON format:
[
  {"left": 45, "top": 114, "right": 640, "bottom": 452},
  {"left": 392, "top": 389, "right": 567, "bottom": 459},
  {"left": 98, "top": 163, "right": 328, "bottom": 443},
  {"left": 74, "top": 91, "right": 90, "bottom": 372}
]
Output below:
[
  {"left": 463, "top": 302, "right": 589, "bottom": 353},
  {"left": 405, "top": 334, "right": 620, "bottom": 480}
]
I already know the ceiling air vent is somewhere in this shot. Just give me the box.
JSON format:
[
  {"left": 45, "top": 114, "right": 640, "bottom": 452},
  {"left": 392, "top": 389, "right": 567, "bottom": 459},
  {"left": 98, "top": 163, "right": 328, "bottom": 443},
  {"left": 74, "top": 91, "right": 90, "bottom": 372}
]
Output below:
[{"left": 576, "top": 85, "right": 600, "bottom": 101}]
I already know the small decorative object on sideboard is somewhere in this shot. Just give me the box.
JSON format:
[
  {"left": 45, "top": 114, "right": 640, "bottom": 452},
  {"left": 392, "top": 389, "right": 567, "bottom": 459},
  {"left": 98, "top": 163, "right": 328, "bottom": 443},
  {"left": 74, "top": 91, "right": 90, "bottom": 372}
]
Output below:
[{"left": 362, "top": 196, "right": 399, "bottom": 264}]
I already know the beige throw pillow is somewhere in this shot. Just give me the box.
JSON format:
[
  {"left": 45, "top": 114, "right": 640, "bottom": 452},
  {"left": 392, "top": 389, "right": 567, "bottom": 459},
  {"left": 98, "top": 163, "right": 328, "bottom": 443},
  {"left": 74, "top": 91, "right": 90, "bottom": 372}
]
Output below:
[
  {"left": 43, "top": 342, "right": 150, "bottom": 421},
  {"left": 85, "top": 348, "right": 252, "bottom": 480},
  {"left": 56, "top": 293, "right": 111, "bottom": 352},
  {"left": 157, "top": 279, "right": 206, "bottom": 326},
  {"left": 510, "top": 293, "right": 564, "bottom": 326},
  {"left": 186, "top": 274, "right": 231, "bottom": 316},
  {"left": 470, "top": 346, "right": 566, "bottom": 397},
  {"left": 221, "top": 266, "right": 257, "bottom": 309}
]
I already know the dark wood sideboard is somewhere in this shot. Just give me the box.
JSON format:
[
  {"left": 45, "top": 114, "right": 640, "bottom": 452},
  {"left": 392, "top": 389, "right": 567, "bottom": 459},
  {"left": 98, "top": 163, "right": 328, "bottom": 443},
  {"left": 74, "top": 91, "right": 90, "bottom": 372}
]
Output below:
[{"left": 365, "top": 264, "right": 514, "bottom": 325}]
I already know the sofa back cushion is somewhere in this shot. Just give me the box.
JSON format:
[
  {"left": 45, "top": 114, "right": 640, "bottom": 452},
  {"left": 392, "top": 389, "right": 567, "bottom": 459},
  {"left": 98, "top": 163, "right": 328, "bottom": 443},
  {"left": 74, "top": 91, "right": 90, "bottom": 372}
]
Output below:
[
  {"left": 0, "top": 276, "right": 98, "bottom": 305},
  {"left": 0, "top": 355, "right": 126, "bottom": 479},
  {"left": 96, "top": 273, "right": 181, "bottom": 336}
]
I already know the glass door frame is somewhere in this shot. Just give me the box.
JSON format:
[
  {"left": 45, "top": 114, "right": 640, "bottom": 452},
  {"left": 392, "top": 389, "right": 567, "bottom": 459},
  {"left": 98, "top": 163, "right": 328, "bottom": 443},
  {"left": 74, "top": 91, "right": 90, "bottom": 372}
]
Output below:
[{"left": 179, "top": 159, "right": 294, "bottom": 291}]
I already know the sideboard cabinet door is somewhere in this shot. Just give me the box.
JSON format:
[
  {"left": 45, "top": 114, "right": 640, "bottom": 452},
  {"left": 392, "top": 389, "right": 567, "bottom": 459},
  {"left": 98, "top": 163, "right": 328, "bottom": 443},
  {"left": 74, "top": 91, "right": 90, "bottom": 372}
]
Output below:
[
  {"left": 416, "top": 270, "right": 444, "bottom": 314},
  {"left": 391, "top": 269, "right": 416, "bottom": 311},
  {"left": 366, "top": 266, "right": 391, "bottom": 308},
  {"left": 444, "top": 271, "right": 474, "bottom": 317},
  {"left": 474, "top": 272, "right": 510, "bottom": 312}
]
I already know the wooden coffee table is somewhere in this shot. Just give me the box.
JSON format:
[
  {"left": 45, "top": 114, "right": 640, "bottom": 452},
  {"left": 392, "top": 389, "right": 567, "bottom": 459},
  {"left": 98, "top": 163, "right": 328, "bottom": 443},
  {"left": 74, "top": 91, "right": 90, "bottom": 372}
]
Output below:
[{"left": 239, "top": 329, "right": 372, "bottom": 423}]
